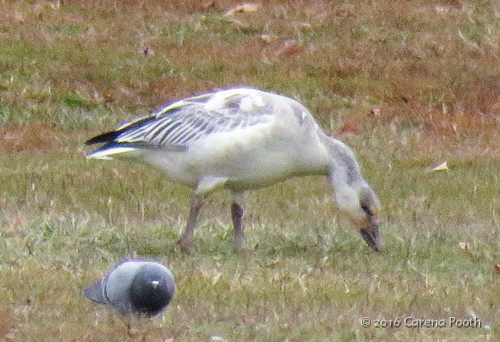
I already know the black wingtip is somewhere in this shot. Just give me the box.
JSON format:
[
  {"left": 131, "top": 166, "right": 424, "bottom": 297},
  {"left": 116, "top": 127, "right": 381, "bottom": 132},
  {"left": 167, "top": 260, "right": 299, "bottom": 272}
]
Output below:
[{"left": 85, "top": 131, "right": 121, "bottom": 145}]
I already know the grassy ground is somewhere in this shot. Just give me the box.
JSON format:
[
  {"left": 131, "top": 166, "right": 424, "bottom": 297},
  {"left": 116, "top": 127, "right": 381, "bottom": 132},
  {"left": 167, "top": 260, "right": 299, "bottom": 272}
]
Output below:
[{"left": 1, "top": 1, "right": 499, "bottom": 341}]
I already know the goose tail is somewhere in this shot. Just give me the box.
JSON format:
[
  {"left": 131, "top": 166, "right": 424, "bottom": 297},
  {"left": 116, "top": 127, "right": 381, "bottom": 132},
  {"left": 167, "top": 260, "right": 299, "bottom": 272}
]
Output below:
[{"left": 86, "top": 142, "right": 140, "bottom": 160}]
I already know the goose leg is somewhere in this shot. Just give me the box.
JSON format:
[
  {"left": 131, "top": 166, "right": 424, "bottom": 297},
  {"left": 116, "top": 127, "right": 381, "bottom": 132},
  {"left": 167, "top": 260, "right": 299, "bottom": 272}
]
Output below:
[
  {"left": 179, "top": 195, "right": 204, "bottom": 251},
  {"left": 230, "top": 191, "right": 245, "bottom": 250}
]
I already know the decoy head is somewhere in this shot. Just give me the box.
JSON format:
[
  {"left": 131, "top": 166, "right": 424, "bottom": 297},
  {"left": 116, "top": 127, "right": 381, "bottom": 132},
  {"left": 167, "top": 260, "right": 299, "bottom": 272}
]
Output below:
[
  {"left": 344, "top": 185, "right": 381, "bottom": 251},
  {"left": 325, "top": 138, "right": 381, "bottom": 251},
  {"left": 129, "top": 264, "right": 175, "bottom": 317},
  {"left": 332, "top": 182, "right": 381, "bottom": 251}
]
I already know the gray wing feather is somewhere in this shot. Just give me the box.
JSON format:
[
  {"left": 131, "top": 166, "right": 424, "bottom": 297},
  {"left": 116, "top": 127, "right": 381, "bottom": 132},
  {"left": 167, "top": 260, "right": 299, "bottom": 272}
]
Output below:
[
  {"left": 114, "top": 91, "right": 273, "bottom": 148},
  {"left": 84, "top": 258, "right": 132, "bottom": 306}
]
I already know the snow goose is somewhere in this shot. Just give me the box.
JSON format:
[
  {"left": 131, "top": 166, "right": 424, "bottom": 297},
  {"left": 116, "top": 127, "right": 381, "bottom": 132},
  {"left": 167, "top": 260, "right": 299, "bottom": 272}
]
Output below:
[{"left": 86, "top": 87, "right": 381, "bottom": 251}]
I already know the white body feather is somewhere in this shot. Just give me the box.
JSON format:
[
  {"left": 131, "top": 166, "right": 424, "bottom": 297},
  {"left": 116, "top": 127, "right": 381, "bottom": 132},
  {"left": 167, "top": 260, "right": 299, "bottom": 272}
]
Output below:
[{"left": 88, "top": 88, "right": 331, "bottom": 194}]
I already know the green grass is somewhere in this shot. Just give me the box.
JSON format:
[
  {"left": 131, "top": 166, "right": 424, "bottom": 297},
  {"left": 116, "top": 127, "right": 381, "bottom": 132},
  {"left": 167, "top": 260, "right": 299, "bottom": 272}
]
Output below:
[{"left": 0, "top": 0, "right": 499, "bottom": 341}]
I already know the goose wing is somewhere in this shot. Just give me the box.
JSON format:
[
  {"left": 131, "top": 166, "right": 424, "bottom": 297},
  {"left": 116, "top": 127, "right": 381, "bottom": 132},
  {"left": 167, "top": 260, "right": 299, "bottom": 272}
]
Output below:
[{"left": 86, "top": 89, "right": 274, "bottom": 149}]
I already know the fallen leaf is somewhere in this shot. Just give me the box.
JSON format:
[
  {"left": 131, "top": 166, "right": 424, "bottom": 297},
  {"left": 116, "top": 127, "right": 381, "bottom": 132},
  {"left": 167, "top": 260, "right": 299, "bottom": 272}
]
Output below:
[
  {"left": 495, "top": 264, "right": 500, "bottom": 274},
  {"left": 14, "top": 13, "right": 26, "bottom": 24},
  {"left": 224, "top": 3, "right": 259, "bottom": 17},
  {"left": 210, "top": 335, "right": 228, "bottom": 342},
  {"left": 300, "top": 22, "right": 312, "bottom": 30},
  {"left": 276, "top": 39, "right": 302, "bottom": 57},
  {"left": 202, "top": 0, "right": 215, "bottom": 10},
  {"left": 267, "top": 257, "right": 287, "bottom": 269},
  {"left": 429, "top": 161, "right": 448, "bottom": 172},
  {"left": 212, "top": 272, "right": 222, "bottom": 285},
  {"left": 259, "top": 34, "right": 277, "bottom": 44},
  {"left": 103, "top": 93, "right": 115, "bottom": 105},
  {"left": 370, "top": 108, "right": 381, "bottom": 117},
  {"left": 459, "top": 241, "right": 470, "bottom": 252},
  {"left": 434, "top": 5, "right": 451, "bottom": 14},
  {"left": 337, "top": 121, "right": 363, "bottom": 136},
  {"left": 143, "top": 46, "right": 155, "bottom": 56}
]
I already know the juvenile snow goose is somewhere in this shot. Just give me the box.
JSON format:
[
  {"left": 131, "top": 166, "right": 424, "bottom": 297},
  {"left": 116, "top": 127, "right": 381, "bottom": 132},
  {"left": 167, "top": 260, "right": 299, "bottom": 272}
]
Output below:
[{"left": 86, "top": 87, "right": 381, "bottom": 251}]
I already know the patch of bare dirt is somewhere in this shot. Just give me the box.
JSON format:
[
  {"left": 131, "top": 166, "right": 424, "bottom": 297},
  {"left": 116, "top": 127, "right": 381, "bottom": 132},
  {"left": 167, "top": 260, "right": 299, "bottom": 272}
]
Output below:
[{"left": 0, "top": 124, "right": 62, "bottom": 154}]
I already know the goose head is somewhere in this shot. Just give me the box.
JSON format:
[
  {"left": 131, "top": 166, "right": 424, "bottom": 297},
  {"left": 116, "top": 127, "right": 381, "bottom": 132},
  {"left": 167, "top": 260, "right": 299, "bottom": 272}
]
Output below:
[
  {"left": 325, "top": 138, "right": 381, "bottom": 251},
  {"left": 331, "top": 180, "right": 381, "bottom": 251}
]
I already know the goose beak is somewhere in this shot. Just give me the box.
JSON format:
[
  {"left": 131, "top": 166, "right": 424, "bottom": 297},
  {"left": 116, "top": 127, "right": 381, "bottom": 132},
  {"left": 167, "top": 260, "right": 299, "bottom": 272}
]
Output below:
[{"left": 360, "top": 217, "right": 380, "bottom": 251}]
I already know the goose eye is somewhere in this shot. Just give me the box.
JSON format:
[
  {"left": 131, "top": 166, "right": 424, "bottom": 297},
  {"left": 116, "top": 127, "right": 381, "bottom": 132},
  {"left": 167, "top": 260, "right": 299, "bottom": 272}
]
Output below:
[{"left": 361, "top": 202, "right": 373, "bottom": 217}]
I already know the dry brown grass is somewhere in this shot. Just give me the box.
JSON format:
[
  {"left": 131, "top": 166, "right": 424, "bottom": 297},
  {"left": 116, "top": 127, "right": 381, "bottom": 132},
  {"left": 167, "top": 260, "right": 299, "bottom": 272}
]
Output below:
[{"left": 2, "top": 1, "right": 498, "bottom": 122}]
